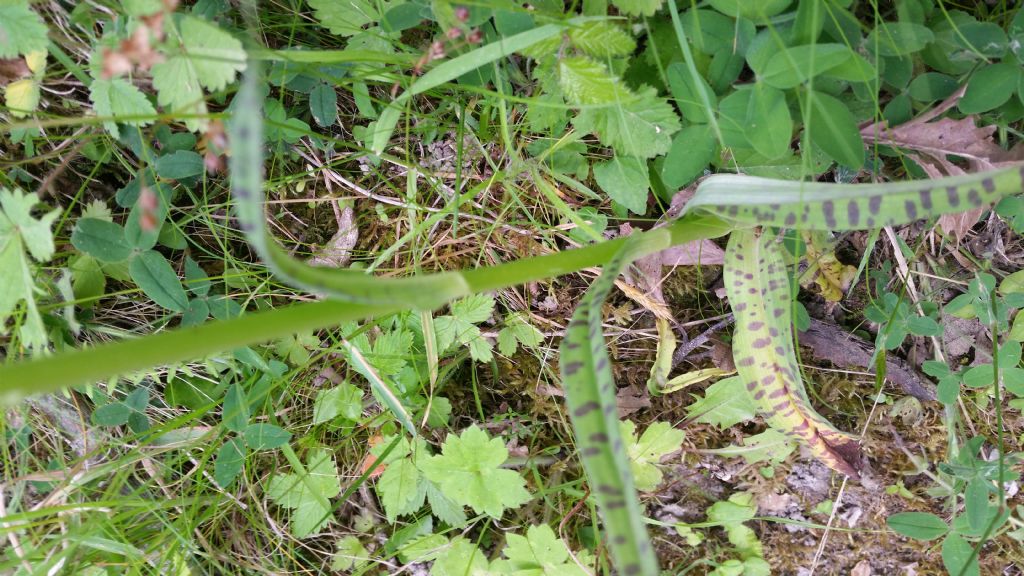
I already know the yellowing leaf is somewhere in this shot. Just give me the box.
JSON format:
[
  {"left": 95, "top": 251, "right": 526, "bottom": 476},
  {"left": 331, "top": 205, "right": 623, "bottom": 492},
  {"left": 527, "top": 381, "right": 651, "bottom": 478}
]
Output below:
[{"left": 4, "top": 78, "right": 39, "bottom": 117}]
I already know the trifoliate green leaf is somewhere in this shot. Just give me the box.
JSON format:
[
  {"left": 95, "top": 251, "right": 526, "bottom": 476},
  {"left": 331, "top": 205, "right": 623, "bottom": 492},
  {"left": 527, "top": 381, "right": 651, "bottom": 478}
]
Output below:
[
  {"left": 494, "top": 524, "right": 588, "bottom": 576},
  {"left": 0, "top": 188, "right": 58, "bottom": 350},
  {"left": 0, "top": 5, "right": 49, "bottom": 58},
  {"left": 266, "top": 448, "right": 341, "bottom": 537},
  {"left": 313, "top": 382, "right": 364, "bottom": 424},
  {"left": 274, "top": 331, "right": 321, "bottom": 365},
  {"left": 592, "top": 155, "right": 650, "bottom": 215},
  {"left": 568, "top": 21, "right": 636, "bottom": 58},
  {"left": 497, "top": 313, "right": 544, "bottom": 356},
  {"left": 621, "top": 420, "right": 685, "bottom": 492},
  {"left": 418, "top": 426, "right": 531, "bottom": 518},
  {"left": 572, "top": 86, "right": 681, "bottom": 158},
  {"left": 90, "top": 78, "right": 157, "bottom": 138},
  {"left": 611, "top": 0, "right": 664, "bottom": 17},
  {"left": 451, "top": 294, "right": 495, "bottom": 324}
]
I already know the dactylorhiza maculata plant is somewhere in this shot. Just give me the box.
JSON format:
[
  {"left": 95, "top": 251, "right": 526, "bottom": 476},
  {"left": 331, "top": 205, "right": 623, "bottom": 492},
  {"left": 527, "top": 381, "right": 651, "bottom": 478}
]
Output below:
[{"left": 3, "top": 14, "right": 1024, "bottom": 576}]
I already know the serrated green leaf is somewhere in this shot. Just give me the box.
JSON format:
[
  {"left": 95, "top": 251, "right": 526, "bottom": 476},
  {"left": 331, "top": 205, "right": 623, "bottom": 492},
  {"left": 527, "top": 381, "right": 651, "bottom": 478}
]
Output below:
[
  {"left": 569, "top": 21, "right": 636, "bottom": 58},
  {"left": 418, "top": 425, "right": 530, "bottom": 518},
  {"left": 0, "top": 5, "right": 48, "bottom": 58},
  {"left": 499, "top": 524, "right": 588, "bottom": 575},
  {"left": 0, "top": 189, "right": 59, "bottom": 350},
  {"left": 450, "top": 294, "right": 495, "bottom": 324},
  {"left": 173, "top": 16, "right": 245, "bottom": 92},
  {"left": 686, "top": 376, "right": 757, "bottom": 429},
  {"left": 90, "top": 78, "right": 156, "bottom": 138},
  {"left": 266, "top": 448, "right": 341, "bottom": 537},
  {"left": 573, "top": 86, "right": 681, "bottom": 158},
  {"left": 129, "top": 250, "right": 189, "bottom": 312},
  {"left": 152, "top": 56, "right": 206, "bottom": 131},
  {"left": 332, "top": 535, "right": 371, "bottom": 571},
  {"left": 558, "top": 56, "right": 623, "bottom": 106},
  {"left": 424, "top": 482, "right": 467, "bottom": 527},
  {"left": 593, "top": 155, "right": 649, "bottom": 215},
  {"left": 308, "top": 0, "right": 394, "bottom": 37},
  {"left": 622, "top": 420, "right": 685, "bottom": 492},
  {"left": 430, "top": 537, "right": 490, "bottom": 576},
  {"left": 377, "top": 456, "right": 424, "bottom": 522},
  {"left": 611, "top": 0, "right": 663, "bottom": 17}
]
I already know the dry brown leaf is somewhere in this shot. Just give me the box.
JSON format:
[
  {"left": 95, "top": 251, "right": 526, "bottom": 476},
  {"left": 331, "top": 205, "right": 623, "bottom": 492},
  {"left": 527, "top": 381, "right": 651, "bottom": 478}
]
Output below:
[
  {"left": 615, "top": 384, "right": 650, "bottom": 417},
  {"left": 851, "top": 560, "right": 873, "bottom": 576},
  {"left": 0, "top": 58, "right": 31, "bottom": 86},
  {"left": 310, "top": 205, "right": 359, "bottom": 268}
]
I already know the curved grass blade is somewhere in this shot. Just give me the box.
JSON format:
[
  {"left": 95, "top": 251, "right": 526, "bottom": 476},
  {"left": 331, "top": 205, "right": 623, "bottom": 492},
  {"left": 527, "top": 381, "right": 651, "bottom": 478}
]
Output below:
[
  {"left": 724, "top": 229, "right": 862, "bottom": 478},
  {"left": 560, "top": 238, "right": 659, "bottom": 576},
  {"left": 370, "top": 23, "right": 566, "bottom": 155},
  {"left": 689, "top": 166, "right": 1024, "bottom": 230},
  {"left": 342, "top": 339, "right": 417, "bottom": 436}
]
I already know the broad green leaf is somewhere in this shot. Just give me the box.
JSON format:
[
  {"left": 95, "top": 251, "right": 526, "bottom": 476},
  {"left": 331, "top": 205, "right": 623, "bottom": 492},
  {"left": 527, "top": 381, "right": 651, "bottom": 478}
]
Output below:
[
  {"left": 685, "top": 376, "right": 756, "bottom": 429},
  {"left": 908, "top": 73, "right": 958, "bottom": 102},
  {"left": 761, "top": 44, "right": 853, "bottom": 89},
  {"left": 222, "top": 383, "right": 249, "bottom": 432},
  {"left": 660, "top": 124, "right": 716, "bottom": 190},
  {"left": 573, "top": 86, "right": 681, "bottom": 158},
  {"left": 309, "top": 82, "right": 338, "bottom": 127},
  {"left": 593, "top": 155, "right": 650, "bottom": 215},
  {"left": 424, "top": 482, "right": 466, "bottom": 527},
  {"left": 92, "top": 401, "right": 132, "bottom": 426},
  {"left": 496, "top": 313, "right": 544, "bottom": 356},
  {"left": 243, "top": 423, "right": 292, "bottom": 450},
  {"left": 805, "top": 90, "right": 864, "bottom": 169},
  {"left": 569, "top": 21, "right": 636, "bottom": 58},
  {"left": 125, "top": 188, "right": 168, "bottom": 251},
  {"left": 266, "top": 448, "right": 341, "bottom": 537},
  {"left": 959, "top": 63, "right": 1020, "bottom": 114},
  {"left": 184, "top": 256, "right": 211, "bottom": 296},
  {"left": 866, "top": 22, "right": 933, "bottom": 56},
  {"left": 90, "top": 78, "right": 156, "bottom": 138},
  {"left": 417, "top": 425, "right": 530, "bottom": 518},
  {"left": 611, "top": 0, "right": 663, "bottom": 17},
  {"left": 313, "top": 382, "right": 364, "bottom": 424},
  {"left": 886, "top": 511, "right": 949, "bottom": 541},
  {"left": 941, "top": 533, "right": 979, "bottom": 576},
  {"left": 622, "top": 420, "right": 685, "bottom": 492},
  {"left": 666, "top": 62, "right": 716, "bottom": 124},
  {"left": 964, "top": 478, "right": 990, "bottom": 532},
  {"left": 214, "top": 437, "right": 246, "bottom": 488},
  {"left": 129, "top": 250, "right": 189, "bottom": 312},
  {"left": 72, "top": 218, "right": 132, "bottom": 262},
  {"left": 0, "top": 5, "right": 48, "bottom": 58},
  {"left": 745, "top": 83, "right": 792, "bottom": 160},
  {"left": 155, "top": 150, "right": 205, "bottom": 180},
  {"left": 707, "top": 0, "right": 790, "bottom": 21},
  {"left": 708, "top": 492, "right": 757, "bottom": 526},
  {"left": 0, "top": 189, "right": 59, "bottom": 350}
]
